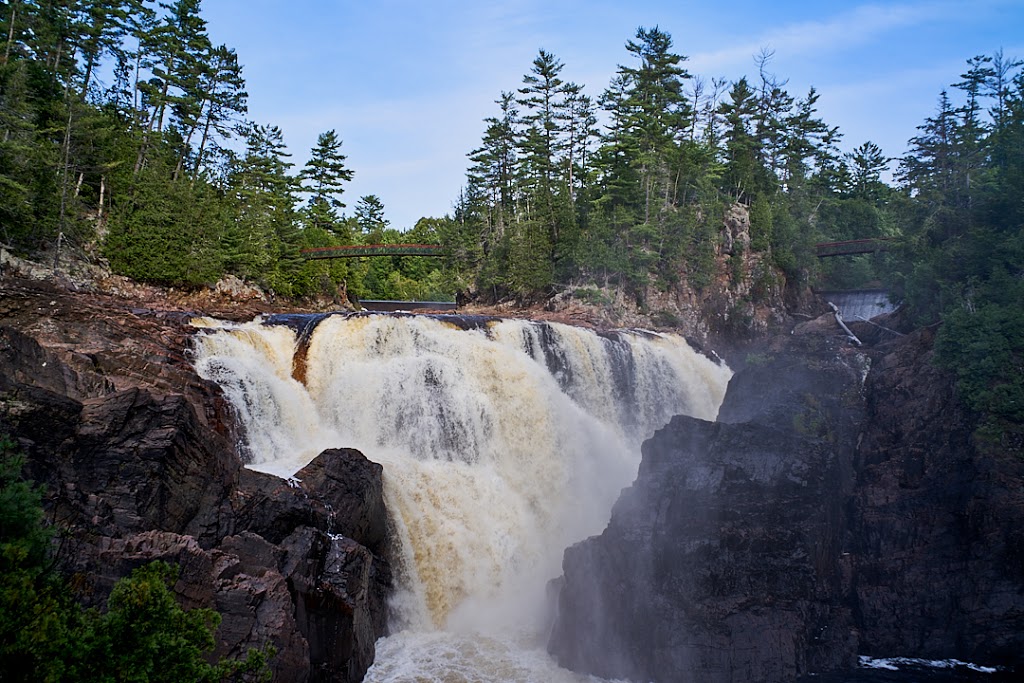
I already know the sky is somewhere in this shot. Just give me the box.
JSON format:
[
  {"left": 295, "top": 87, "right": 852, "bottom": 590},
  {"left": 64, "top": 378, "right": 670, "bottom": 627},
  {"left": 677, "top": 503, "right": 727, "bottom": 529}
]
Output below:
[{"left": 199, "top": 0, "right": 1024, "bottom": 230}]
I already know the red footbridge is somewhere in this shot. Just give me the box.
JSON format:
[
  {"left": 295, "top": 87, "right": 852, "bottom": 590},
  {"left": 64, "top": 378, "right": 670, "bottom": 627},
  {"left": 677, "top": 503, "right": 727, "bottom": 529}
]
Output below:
[
  {"left": 300, "top": 244, "right": 445, "bottom": 259},
  {"left": 814, "top": 238, "right": 893, "bottom": 258}
]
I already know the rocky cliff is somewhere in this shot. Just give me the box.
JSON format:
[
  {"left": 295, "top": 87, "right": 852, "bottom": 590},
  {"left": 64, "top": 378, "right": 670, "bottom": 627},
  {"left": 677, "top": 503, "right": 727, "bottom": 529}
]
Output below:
[
  {"left": 549, "top": 314, "right": 1024, "bottom": 681},
  {"left": 0, "top": 277, "right": 389, "bottom": 682}
]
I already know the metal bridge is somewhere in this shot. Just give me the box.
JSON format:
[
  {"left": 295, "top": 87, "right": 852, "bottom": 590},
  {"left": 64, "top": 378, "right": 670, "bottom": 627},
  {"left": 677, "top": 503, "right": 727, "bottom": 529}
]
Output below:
[
  {"left": 814, "top": 238, "right": 893, "bottom": 258},
  {"left": 300, "top": 243, "right": 445, "bottom": 259}
]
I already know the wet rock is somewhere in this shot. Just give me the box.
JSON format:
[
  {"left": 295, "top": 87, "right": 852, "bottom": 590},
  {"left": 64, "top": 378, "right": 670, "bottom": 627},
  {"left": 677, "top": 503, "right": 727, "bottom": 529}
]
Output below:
[
  {"left": 0, "top": 277, "right": 391, "bottom": 682},
  {"left": 230, "top": 449, "right": 388, "bottom": 556},
  {"left": 295, "top": 449, "right": 389, "bottom": 555},
  {"left": 549, "top": 348, "right": 862, "bottom": 682},
  {"left": 550, "top": 325, "right": 1024, "bottom": 681},
  {"left": 850, "top": 327, "right": 1024, "bottom": 668},
  {"left": 281, "top": 527, "right": 390, "bottom": 683}
]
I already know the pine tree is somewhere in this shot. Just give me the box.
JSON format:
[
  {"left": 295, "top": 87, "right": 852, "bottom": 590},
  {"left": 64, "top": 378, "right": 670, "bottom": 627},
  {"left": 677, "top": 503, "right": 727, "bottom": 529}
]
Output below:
[
  {"left": 77, "top": 0, "right": 140, "bottom": 100},
  {"left": 181, "top": 43, "right": 246, "bottom": 181},
  {"left": 846, "top": 141, "right": 889, "bottom": 200},
  {"left": 468, "top": 91, "right": 518, "bottom": 235},
  {"left": 751, "top": 50, "right": 793, "bottom": 181},
  {"left": 783, "top": 88, "right": 839, "bottom": 193},
  {"left": 900, "top": 91, "right": 961, "bottom": 207},
  {"left": 227, "top": 123, "right": 298, "bottom": 285},
  {"left": 719, "top": 77, "right": 764, "bottom": 201},
  {"left": 298, "top": 129, "right": 353, "bottom": 234},
  {"left": 517, "top": 49, "right": 570, "bottom": 188},
  {"left": 135, "top": 0, "right": 211, "bottom": 174},
  {"left": 515, "top": 49, "right": 578, "bottom": 279}
]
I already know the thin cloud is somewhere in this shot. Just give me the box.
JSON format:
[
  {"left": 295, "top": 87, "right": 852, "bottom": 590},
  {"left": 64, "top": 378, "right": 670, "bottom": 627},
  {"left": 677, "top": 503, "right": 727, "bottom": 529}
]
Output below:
[{"left": 689, "top": 1, "right": 970, "bottom": 73}]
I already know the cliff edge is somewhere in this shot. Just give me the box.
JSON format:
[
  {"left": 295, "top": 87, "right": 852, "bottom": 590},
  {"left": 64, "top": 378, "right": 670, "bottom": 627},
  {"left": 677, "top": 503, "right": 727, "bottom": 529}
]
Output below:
[{"left": 549, "top": 315, "right": 1024, "bottom": 681}]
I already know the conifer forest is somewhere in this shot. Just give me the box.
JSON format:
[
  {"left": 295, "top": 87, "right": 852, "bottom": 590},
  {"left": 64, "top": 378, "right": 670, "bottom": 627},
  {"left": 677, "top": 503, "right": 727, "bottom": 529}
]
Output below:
[{"left": 1, "top": 1, "right": 1021, "bottom": 433}]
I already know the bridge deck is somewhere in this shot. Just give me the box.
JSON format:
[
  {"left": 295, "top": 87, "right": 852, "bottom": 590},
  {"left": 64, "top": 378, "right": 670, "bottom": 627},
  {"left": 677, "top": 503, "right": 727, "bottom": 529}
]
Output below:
[
  {"left": 301, "top": 243, "right": 445, "bottom": 259},
  {"left": 815, "top": 238, "right": 893, "bottom": 258}
]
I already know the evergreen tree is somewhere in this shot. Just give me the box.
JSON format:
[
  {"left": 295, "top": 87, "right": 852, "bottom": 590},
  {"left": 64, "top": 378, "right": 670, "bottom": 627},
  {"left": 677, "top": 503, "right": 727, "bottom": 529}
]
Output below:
[
  {"left": 516, "top": 48, "right": 576, "bottom": 279},
  {"left": 185, "top": 43, "right": 246, "bottom": 181},
  {"left": 0, "top": 438, "right": 274, "bottom": 682},
  {"left": 298, "top": 129, "right": 353, "bottom": 234},
  {"left": 226, "top": 123, "right": 298, "bottom": 287},
  {"left": 616, "top": 25, "right": 692, "bottom": 221},
  {"left": 719, "top": 76, "right": 764, "bottom": 201},
  {"left": 354, "top": 194, "right": 388, "bottom": 242},
  {"left": 467, "top": 91, "right": 519, "bottom": 249},
  {"left": 887, "top": 54, "right": 1024, "bottom": 437},
  {"left": 77, "top": 0, "right": 140, "bottom": 100},
  {"left": 135, "top": 0, "right": 211, "bottom": 174},
  {"left": 846, "top": 141, "right": 889, "bottom": 200},
  {"left": 900, "top": 90, "right": 961, "bottom": 207}
]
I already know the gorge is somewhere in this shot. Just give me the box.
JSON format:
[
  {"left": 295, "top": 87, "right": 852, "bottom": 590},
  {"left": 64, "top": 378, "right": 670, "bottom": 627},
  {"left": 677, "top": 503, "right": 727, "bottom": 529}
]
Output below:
[{"left": 1, "top": 274, "right": 1022, "bottom": 682}]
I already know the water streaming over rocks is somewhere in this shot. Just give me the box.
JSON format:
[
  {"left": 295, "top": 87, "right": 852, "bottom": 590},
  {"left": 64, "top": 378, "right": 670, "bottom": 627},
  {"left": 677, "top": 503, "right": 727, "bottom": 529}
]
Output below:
[{"left": 193, "top": 312, "right": 732, "bottom": 681}]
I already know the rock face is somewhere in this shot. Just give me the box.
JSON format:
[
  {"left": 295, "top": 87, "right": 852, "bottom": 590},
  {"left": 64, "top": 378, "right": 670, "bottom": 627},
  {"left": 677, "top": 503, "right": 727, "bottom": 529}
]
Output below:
[
  {"left": 0, "top": 277, "right": 390, "bottom": 682},
  {"left": 549, "top": 318, "right": 1024, "bottom": 681},
  {"left": 851, "top": 327, "right": 1024, "bottom": 666},
  {"left": 516, "top": 204, "right": 797, "bottom": 345},
  {"left": 549, "top": 328, "right": 865, "bottom": 682}
]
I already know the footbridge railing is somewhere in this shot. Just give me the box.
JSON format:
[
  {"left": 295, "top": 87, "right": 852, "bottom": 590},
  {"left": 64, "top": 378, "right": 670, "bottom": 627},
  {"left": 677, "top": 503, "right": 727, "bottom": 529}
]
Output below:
[
  {"left": 814, "top": 238, "right": 893, "bottom": 258},
  {"left": 300, "top": 244, "right": 446, "bottom": 259}
]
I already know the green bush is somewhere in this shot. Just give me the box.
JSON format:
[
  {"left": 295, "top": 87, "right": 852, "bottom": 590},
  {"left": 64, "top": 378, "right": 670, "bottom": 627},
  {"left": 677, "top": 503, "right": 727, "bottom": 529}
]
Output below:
[
  {"left": 0, "top": 438, "right": 273, "bottom": 682},
  {"left": 572, "top": 287, "right": 611, "bottom": 306}
]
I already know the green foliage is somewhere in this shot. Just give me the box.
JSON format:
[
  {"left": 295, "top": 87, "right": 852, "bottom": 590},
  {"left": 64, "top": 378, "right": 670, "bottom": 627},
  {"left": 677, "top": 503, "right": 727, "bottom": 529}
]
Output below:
[
  {"left": 685, "top": 213, "right": 718, "bottom": 290},
  {"left": 572, "top": 287, "right": 612, "bottom": 306},
  {"left": 104, "top": 166, "right": 227, "bottom": 286},
  {"left": 729, "top": 240, "right": 746, "bottom": 284},
  {"left": 937, "top": 294, "right": 1024, "bottom": 425},
  {"left": 891, "top": 53, "right": 1024, "bottom": 434},
  {"left": 88, "top": 561, "right": 272, "bottom": 683},
  {"left": 0, "top": 437, "right": 76, "bottom": 683},
  {"left": 0, "top": 438, "right": 273, "bottom": 683},
  {"left": 299, "top": 129, "right": 353, "bottom": 234},
  {"left": 456, "top": 25, "right": 861, "bottom": 305},
  {"left": 0, "top": 438, "right": 49, "bottom": 568},
  {"left": 748, "top": 193, "right": 773, "bottom": 252}
]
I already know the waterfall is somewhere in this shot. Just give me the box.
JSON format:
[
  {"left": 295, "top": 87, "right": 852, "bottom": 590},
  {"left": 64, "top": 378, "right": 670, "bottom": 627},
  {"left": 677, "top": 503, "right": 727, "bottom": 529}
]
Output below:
[{"left": 193, "top": 312, "right": 732, "bottom": 681}]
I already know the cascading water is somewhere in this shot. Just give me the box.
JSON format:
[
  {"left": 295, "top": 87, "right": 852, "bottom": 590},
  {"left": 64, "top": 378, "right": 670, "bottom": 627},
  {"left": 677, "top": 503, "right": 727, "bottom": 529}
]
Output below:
[{"left": 193, "top": 312, "right": 732, "bottom": 682}]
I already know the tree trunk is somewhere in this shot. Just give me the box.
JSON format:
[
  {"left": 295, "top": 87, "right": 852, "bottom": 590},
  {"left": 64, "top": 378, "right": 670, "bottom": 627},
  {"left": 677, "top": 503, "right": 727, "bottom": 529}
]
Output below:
[
  {"left": 55, "top": 94, "right": 74, "bottom": 274},
  {"left": 80, "top": 49, "right": 97, "bottom": 100},
  {"left": 2, "top": 2, "right": 16, "bottom": 66},
  {"left": 98, "top": 175, "right": 106, "bottom": 220},
  {"left": 192, "top": 111, "right": 214, "bottom": 182},
  {"left": 174, "top": 100, "right": 207, "bottom": 182},
  {"left": 156, "top": 80, "right": 170, "bottom": 133},
  {"left": 50, "top": 42, "right": 62, "bottom": 84},
  {"left": 134, "top": 114, "right": 154, "bottom": 175}
]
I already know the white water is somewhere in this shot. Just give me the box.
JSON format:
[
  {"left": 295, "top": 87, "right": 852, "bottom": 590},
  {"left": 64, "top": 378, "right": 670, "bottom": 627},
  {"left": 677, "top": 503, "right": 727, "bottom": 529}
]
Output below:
[{"left": 193, "top": 313, "right": 732, "bottom": 682}]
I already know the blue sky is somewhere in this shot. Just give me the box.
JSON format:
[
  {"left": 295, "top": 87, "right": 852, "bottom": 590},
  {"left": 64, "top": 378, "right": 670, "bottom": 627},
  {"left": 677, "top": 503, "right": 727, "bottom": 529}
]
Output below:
[{"left": 201, "top": 0, "right": 1024, "bottom": 230}]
